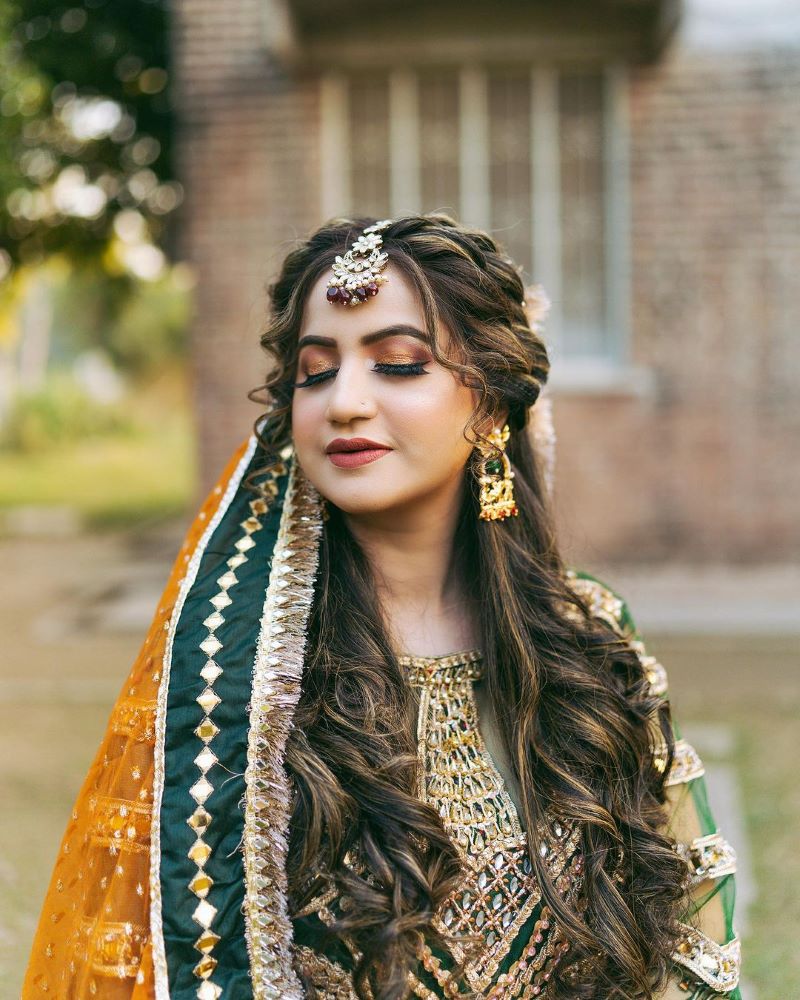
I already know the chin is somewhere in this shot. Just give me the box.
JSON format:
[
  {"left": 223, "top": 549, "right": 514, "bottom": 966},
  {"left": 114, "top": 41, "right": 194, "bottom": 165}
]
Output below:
[
  {"left": 321, "top": 481, "right": 418, "bottom": 519},
  {"left": 327, "top": 494, "right": 401, "bottom": 517}
]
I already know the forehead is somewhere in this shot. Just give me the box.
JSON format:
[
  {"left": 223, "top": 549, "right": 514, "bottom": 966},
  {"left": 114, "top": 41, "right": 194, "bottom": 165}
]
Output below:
[{"left": 300, "top": 266, "right": 428, "bottom": 342}]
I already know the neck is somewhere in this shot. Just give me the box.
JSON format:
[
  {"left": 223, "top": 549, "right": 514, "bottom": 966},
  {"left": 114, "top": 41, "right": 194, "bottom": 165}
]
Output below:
[{"left": 342, "top": 478, "right": 476, "bottom": 653}]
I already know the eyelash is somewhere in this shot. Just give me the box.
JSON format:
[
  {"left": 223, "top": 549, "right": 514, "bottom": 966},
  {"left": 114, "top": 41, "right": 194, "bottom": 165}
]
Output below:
[{"left": 293, "top": 361, "right": 428, "bottom": 389}]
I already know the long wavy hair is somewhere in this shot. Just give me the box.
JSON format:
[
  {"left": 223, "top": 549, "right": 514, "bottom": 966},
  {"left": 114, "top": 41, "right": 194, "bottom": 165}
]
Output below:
[{"left": 247, "top": 214, "right": 685, "bottom": 999}]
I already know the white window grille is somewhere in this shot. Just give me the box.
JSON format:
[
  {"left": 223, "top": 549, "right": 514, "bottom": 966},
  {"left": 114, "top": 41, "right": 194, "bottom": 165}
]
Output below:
[{"left": 320, "top": 63, "right": 632, "bottom": 370}]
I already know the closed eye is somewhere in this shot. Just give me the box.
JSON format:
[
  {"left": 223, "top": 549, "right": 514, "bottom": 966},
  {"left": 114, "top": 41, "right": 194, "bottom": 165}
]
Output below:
[
  {"left": 373, "top": 361, "right": 429, "bottom": 377},
  {"left": 293, "top": 361, "right": 429, "bottom": 389}
]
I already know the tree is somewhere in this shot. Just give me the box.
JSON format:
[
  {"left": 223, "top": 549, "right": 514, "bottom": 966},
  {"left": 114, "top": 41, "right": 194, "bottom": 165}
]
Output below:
[{"left": 0, "top": 0, "right": 177, "bottom": 279}]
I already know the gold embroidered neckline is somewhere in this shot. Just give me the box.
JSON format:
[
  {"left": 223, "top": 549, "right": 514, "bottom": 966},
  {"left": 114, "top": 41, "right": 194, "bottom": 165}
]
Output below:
[{"left": 396, "top": 647, "right": 483, "bottom": 670}]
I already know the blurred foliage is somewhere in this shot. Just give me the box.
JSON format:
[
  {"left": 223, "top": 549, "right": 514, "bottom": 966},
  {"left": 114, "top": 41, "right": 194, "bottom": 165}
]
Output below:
[
  {"left": 38, "top": 256, "right": 192, "bottom": 374},
  {"left": 0, "top": 364, "right": 195, "bottom": 525},
  {"left": 0, "top": 407, "right": 195, "bottom": 527},
  {"left": 94, "top": 265, "right": 191, "bottom": 374},
  {"left": 0, "top": 0, "right": 176, "bottom": 276},
  {"left": 0, "top": 370, "right": 136, "bottom": 453},
  {"left": 0, "top": 251, "right": 191, "bottom": 379},
  {"left": 0, "top": 0, "right": 195, "bottom": 524}
]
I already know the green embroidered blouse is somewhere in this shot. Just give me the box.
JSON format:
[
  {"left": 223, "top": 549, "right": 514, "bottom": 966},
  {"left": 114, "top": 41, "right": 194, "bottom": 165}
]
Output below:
[{"left": 290, "top": 572, "right": 742, "bottom": 999}]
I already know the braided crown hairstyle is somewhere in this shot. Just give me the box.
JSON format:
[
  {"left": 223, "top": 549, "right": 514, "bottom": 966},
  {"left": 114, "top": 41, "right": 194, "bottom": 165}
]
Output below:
[{"left": 248, "top": 214, "right": 684, "bottom": 1000}]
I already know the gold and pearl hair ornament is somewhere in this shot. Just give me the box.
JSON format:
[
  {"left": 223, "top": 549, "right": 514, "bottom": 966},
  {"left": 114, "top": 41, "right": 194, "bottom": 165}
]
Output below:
[{"left": 326, "top": 219, "right": 393, "bottom": 306}]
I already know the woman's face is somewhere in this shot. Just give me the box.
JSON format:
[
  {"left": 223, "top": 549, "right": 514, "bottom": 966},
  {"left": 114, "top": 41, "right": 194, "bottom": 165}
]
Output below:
[{"left": 291, "top": 268, "right": 484, "bottom": 519}]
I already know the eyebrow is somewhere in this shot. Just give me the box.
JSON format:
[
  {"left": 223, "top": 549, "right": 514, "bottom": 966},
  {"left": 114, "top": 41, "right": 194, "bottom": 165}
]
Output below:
[{"left": 297, "top": 324, "right": 431, "bottom": 350}]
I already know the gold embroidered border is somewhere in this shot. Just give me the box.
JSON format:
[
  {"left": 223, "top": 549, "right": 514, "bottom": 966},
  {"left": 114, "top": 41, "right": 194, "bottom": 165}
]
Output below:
[
  {"left": 652, "top": 738, "right": 706, "bottom": 787},
  {"left": 292, "top": 946, "right": 359, "bottom": 1000},
  {"left": 673, "top": 925, "right": 741, "bottom": 993},
  {"left": 150, "top": 434, "right": 260, "bottom": 1000},
  {"left": 676, "top": 832, "right": 737, "bottom": 886},
  {"left": 243, "top": 458, "right": 323, "bottom": 1000},
  {"left": 563, "top": 571, "right": 627, "bottom": 635},
  {"left": 629, "top": 639, "right": 669, "bottom": 697},
  {"left": 409, "top": 652, "right": 582, "bottom": 993}
]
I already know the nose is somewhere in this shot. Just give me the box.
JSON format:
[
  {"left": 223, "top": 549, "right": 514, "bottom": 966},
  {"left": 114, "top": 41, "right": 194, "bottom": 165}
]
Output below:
[{"left": 324, "top": 359, "right": 379, "bottom": 425}]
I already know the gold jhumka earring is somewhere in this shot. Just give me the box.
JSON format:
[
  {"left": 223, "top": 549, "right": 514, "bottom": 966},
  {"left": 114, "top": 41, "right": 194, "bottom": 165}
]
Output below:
[{"left": 476, "top": 424, "right": 518, "bottom": 521}]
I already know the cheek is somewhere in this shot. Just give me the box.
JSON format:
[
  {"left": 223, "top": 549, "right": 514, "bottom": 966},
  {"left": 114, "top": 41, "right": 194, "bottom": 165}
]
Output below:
[
  {"left": 392, "top": 377, "right": 476, "bottom": 450},
  {"left": 290, "top": 393, "right": 321, "bottom": 444}
]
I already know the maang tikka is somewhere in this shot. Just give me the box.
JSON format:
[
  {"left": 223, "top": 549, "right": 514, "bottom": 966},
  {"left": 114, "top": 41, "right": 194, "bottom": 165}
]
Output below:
[
  {"left": 476, "top": 424, "right": 518, "bottom": 521},
  {"left": 326, "top": 219, "right": 393, "bottom": 306}
]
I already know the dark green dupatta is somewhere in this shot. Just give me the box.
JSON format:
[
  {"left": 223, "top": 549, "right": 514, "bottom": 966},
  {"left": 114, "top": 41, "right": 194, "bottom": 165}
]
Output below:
[{"left": 149, "top": 438, "right": 323, "bottom": 1000}]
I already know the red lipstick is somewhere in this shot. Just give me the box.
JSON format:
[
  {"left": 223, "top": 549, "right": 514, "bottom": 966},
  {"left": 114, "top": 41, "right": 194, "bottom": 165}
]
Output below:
[{"left": 325, "top": 437, "right": 392, "bottom": 469}]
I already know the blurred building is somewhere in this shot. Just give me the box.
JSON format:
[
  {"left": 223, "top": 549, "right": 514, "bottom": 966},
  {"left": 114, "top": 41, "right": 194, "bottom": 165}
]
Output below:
[{"left": 169, "top": 0, "right": 800, "bottom": 565}]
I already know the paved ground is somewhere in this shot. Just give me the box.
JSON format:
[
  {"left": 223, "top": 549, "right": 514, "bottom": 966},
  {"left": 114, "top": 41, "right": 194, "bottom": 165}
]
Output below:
[
  {"left": 590, "top": 562, "right": 800, "bottom": 635},
  {"left": 1, "top": 523, "right": 797, "bottom": 995}
]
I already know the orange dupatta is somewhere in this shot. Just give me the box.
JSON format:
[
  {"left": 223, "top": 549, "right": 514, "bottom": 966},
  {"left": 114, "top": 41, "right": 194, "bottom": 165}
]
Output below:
[{"left": 23, "top": 438, "right": 253, "bottom": 999}]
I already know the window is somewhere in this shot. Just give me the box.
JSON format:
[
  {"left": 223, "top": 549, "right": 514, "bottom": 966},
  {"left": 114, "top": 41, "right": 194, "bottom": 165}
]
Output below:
[{"left": 319, "top": 64, "right": 631, "bottom": 368}]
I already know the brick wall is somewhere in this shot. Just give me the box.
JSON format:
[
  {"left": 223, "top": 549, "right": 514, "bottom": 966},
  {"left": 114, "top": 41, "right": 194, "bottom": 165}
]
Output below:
[
  {"left": 170, "top": 3, "right": 800, "bottom": 564},
  {"left": 170, "top": 0, "right": 322, "bottom": 473},
  {"left": 555, "top": 42, "right": 800, "bottom": 565}
]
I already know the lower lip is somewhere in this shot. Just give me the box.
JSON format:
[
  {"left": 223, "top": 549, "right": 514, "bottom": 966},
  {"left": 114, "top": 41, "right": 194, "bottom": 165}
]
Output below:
[{"left": 327, "top": 448, "right": 392, "bottom": 468}]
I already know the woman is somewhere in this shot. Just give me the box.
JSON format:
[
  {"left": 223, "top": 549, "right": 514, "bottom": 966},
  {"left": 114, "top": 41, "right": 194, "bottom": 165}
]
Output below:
[{"left": 23, "top": 214, "right": 740, "bottom": 1000}]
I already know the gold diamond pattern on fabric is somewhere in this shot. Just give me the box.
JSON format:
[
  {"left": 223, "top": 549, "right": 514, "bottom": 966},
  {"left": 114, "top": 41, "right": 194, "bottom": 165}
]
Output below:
[
  {"left": 672, "top": 925, "right": 741, "bottom": 993},
  {"left": 399, "top": 649, "right": 582, "bottom": 995},
  {"left": 185, "top": 455, "right": 287, "bottom": 1000},
  {"left": 150, "top": 435, "right": 261, "bottom": 995}
]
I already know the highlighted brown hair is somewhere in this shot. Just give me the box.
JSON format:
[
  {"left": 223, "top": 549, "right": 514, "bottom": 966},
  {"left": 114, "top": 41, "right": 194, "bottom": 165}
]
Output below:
[{"left": 248, "top": 214, "right": 684, "bottom": 999}]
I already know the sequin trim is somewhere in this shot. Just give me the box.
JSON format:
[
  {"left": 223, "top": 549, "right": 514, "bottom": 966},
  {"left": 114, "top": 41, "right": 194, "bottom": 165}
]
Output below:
[
  {"left": 676, "top": 832, "right": 737, "bottom": 886},
  {"left": 673, "top": 926, "right": 741, "bottom": 993},
  {"left": 630, "top": 639, "right": 669, "bottom": 697},
  {"left": 243, "top": 458, "right": 323, "bottom": 1000},
  {"left": 653, "top": 739, "right": 706, "bottom": 787},
  {"left": 150, "top": 434, "right": 259, "bottom": 1000},
  {"left": 187, "top": 455, "right": 286, "bottom": 1000}
]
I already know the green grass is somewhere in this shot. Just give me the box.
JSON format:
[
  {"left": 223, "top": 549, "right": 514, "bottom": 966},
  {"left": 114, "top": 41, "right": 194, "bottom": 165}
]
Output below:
[
  {"left": 649, "top": 634, "right": 800, "bottom": 998},
  {"left": 0, "top": 374, "right": 196, "bottom": 528},
  {"left": 735, "top": 706, "right": 800, "bottom": 994}
]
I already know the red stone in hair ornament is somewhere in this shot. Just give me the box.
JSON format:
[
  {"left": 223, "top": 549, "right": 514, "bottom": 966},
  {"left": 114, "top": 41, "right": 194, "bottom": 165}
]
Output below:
[{"left": 326, "top": 219, "right": 393, "bottom": 306}]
